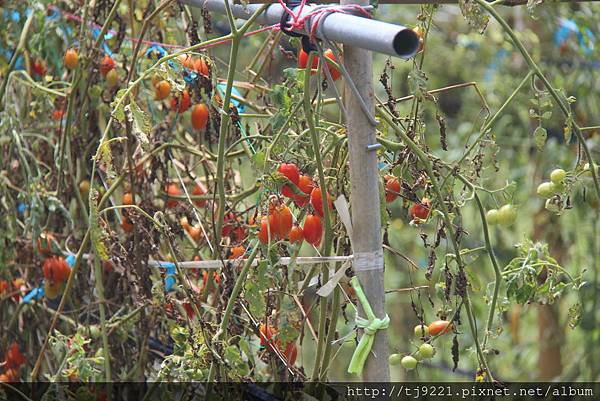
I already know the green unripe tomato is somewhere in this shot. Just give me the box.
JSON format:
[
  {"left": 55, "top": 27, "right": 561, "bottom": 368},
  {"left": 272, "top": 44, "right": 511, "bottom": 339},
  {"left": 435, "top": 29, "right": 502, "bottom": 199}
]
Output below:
[
  {"left": 414, "top": 324, "right": 429, "bottom": 337},
  {"left": 550, "top": 169, "right": 566, "bottom": 184},
  {"left": 418, "top": 343, "right": 435, "bottom": 359},
  {"left": 497, "top": 204, "right": 517, "bottom": 227},
  {"left": 537, "top": 182, "right": 556, "bottom": 199},
  {"left": 486, "top": 209, "right": 499, "bottom": 225},
  {"left": 401, "top": 355, "right": 418, "bottom": 370},
  {"left": 389, "top": 353, "right": 403, "bottom": 366}
]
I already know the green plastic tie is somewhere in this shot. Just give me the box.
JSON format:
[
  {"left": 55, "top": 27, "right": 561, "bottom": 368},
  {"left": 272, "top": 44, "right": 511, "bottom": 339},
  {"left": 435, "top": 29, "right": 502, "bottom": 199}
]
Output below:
[{"left": 347, "top": 276, "right": 390, "bottom": 375}]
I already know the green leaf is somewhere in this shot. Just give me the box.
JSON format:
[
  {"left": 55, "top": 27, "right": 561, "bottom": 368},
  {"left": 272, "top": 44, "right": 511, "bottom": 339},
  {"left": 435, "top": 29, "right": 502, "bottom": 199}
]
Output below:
[
  {"left": 458, "top": 0, "right": 489, "bottom": 33},
  {"left": 533, "top": 126, "right": 547, "bottom": 151},
  {"left": 110, "top": 89, "right": 127, "bottom": 122}
]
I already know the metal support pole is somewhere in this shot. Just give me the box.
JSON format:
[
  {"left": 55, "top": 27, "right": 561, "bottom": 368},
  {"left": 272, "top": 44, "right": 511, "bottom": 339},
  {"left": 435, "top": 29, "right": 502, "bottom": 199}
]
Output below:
[
  {"left": 182, "top": 0, "right": 419, "bottom": 58},
  {"left": 342, "top": 0, "right": 390, "bottom": 383}
]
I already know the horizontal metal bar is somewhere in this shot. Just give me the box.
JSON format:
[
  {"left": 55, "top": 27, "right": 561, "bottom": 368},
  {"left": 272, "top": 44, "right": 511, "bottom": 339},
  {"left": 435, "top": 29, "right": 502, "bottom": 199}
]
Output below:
[
  {"left": 196, "top": 0, "right": 595, "bottom": 5},
  {"left": 182, "top": 0, "right": 420, "bottom": 57}
]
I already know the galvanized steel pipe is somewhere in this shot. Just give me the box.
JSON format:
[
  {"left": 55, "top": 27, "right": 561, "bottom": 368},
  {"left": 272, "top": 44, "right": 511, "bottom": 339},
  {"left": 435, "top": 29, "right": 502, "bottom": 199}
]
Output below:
[{"left": 181, "top": 0, "right": 420, "bottom": 58}]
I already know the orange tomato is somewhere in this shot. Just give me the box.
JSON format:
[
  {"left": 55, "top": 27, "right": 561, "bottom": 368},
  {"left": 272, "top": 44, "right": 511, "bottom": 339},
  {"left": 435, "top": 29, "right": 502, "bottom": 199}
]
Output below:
[
  {"left": 289, "top": 225, "right": 304, "bottom": 244},
  {"left": 410, "top": 197, "right": 431, "bottom": 221},
  {"left": 191, "top": 104, "right": 209, "bottom": 131},
  {"left": 99, "top": 55, "right": 116, "bottom": 76},
  {"left": 259, "top": 324, "right": 278, "bottom": 347},
  {"left": 170, "top": 89, "right": 191, "bottom": 113},
  {"left": 64, "top": 48, "right": 78, "bottom": 70},
  {"left": 283, "top": 342, "right": 298, "bottom": 365},
  {"left": 165, "top": 184, "right": 181, "bottom": 208},
  {"left": 323, "top": 49, "right": 341, "bottom": 81},
  {"left": 269, "top": 204, "right": 293, "bottom": 240},
  {"left": 154, "top": 80, "right": 171, "bottom": 100},
  {"left": 298, "top": 49, "right": 318, "bottom": 73},
  {"left": 428, "top": 320, "right": 452, "bottom": 336},
  {"left": 192, "top": 184, "right": 207, "bottom": 208},
  {"left": 229, "top": 246, "right": 245, "bottom": 259},
  {"left": 258, "top": 217, "right": 270, "bottom": 244},
  {"left": 194, "top": 58, "right": 209, "bottom": 76},
  {"left": 122, "top": 192, "right": 134, "bottom": 205}
]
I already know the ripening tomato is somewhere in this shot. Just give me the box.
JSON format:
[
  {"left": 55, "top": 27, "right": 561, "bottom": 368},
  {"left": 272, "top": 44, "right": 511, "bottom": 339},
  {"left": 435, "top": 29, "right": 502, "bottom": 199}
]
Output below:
[
  {"left": 310, "top": 187, "right": 333, "bottom": 217},
  {"left": 258, "top": 217, "right": 271, "bottom": 244},
  {"left": 278, "top": 163, "right": 300, "bottom": 198},
  {"left": 154, "top": 80, "right": 171, "bottom": 100},
  {"left": 42, "top": 256, "right": 71, "bottom": 284},
  {"left": 194, "top": 58, "right": 209, "bottom": 76},
  {"left": 192, "top": 184, "right": 207, "bottom": 208},
  {"left": 269, "top": 204, "right": 293, "bottom": 240},
  {"left": 303, "top": 214, "right": 323, "bottom": 246},
  {"left": 122, "top": 192, "right": 134, "bottom": 205},
  {"left": 121, "top": 217, "right": 134, "bottom": 233},
  {"left": 178, "top": 54, "right": 194, "bottom": 69},
  {"left": 289, "top": 225, "right": 304, "bottom": 244},
  {"left": 202, "top": 270, "right": 221, "bottom": 287},
  {"left": 105, "top": 68, "right": 119, "bottom": 87},
  {"left": 410, "top": 197, "right": 431, "bottom": 221},
  {"left": 32, "top": 59, "right": 47, "bottom": 76},
  {"left": 428, "top": 320, "right": 452, "bottom": 336},
  {"left": 191, "top": 104, "right": 209, "bottom": 131},
  {"left": 259, "top": 324, "right": 278, "bottom": 347},
  {"left": 323, "top": 49, "right": 341, "bottom": 81},
  {"left": 0, "top": 280, "right": 9, "bottom": 294},
  {"left": 229, "top": 246, "right": 245, "bottom": 259},
  {"left": 99, "top": 55, "right": 116, "bottom": 76},
  {"left": 165, "top": 184, "right": 181, "bottom": 208},
  {"left": 52, "top": 108, "right": 65, "bottom": 121},
  {"left": 187, "top": 225, "right": 202, "bottom": 241},
  {"left": 385, "top": 175, "right": 401, "bottom": 203},
  {"left": 298, "top": 49, "right": 319, "bottom": 73},
  {"left": 79, "top": 180, "right": 90, "bottom": 197},
  {"left": 64, "top": 48, "right": 78, "bottom": 70},
  {"left": 170, "top": 90, "right": 191, "bottom": 113},
  {"left": 283, "top": 342, "right": 298, "bottom": 365}
]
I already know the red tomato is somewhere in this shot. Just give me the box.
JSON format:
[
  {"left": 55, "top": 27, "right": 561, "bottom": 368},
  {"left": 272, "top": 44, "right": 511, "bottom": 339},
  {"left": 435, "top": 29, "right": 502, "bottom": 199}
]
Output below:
[
  {"left": 278, "top": 163, "right": 300, "bottom": 198},
  {"left": 410, "top": 197, "right": 431, "bottom": 221},
  {"left": 170, "top": 90, "right": 191, "bottom": 113},
  {"left": 52, "top": 108, "right": 65, "bottom": 121},
  {"left": 310, "top": 187, "right": 332, "bottom": 217},
  {"left": 297, "top": 49, "right": 318, "bottom": 73},
  {"left": 289, "top": 225, "right": 304, "bottom": 244},
  {"left": 99, "top": 55, "right": 116, "bottom": 76},
  {"left": 5, "top": 342, "right": 26, "bottom": 369},
  {"left": 303, "top": 214, "right": 323, "bottom": 246},
  {"left": 323, "top": 49, "right": 341, "bottom": 81},
  {"left": 385, "top": 175, "right": 401, "bottom": 203},
  {"left": 121, "top": 217, "right": 134, "bottom": 233},
  {"left": 283, "top": 342, "right": 298, "bottom": 365},
  {"left": 42, "top": 256, "right": 71, "bottom": 284},
  {"left": 259, "top": 324, "right": 278, "bottom": 347},
  {"left": 258, "top": 217, "right": 271, "bottom": 244},
  {"left": 428, "top": 320, "right": 452, "bottom": 336},
  {"left": 191, "top": 104, "right": 209, "bottom": 131},
  {"left": 194, "top": 58, "right": 209, "bottom": 76},
  {"left": 192, "top": 184, "right": 207, "bottom": 208},
  {"left": 292, "top": 175, "right": 314, "bottom": 207},
  {"left": 165, "top": 184, "right": 181, "bottom": 208},
  {"left": 32, "top": 59, "right": 47, "bottom": 76},
  {"left": 269, "top": 204, "right": 293, "bottom": 240}
]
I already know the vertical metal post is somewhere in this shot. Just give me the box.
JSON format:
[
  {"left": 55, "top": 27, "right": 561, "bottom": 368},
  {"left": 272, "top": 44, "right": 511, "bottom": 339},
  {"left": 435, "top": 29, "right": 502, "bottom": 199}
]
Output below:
[{"left": 341, "top": 0, "right": 390, "bottom": 382}]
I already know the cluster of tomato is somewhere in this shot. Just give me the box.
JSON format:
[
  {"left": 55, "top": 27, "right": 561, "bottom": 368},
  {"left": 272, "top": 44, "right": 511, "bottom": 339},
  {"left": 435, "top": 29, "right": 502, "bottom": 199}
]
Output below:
[
  {"left": 37, "top": 233, "right": 71, "bottom": 299},
  {"left": 297, "top": 48, "right": 342, "bottom": 81},
  {"left": 0, "top": 342, "right": 27, "bottom": 382},
  {"left": 258, "top": 163, "right": 333, "bottom": 247},
  {"left": 384, "top": 175, "right": 431, "bottom": 223},
  {"left": 389, "top": 320, "right": 452, "bottom": 370},
  {"left": 259, "top": 324, "right": 298, "bottom": 366}
]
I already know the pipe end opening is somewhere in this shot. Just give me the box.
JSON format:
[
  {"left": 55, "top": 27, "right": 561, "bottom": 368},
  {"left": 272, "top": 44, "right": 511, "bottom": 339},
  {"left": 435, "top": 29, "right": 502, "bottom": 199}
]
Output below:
[{"left": 393, "top": 28, "right": 420, "bottom": 58}]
